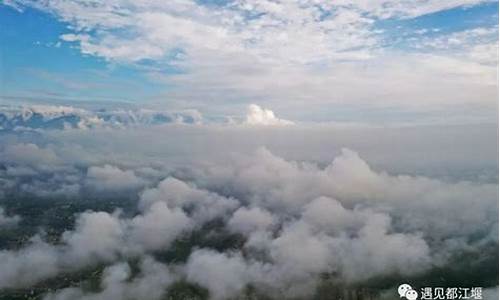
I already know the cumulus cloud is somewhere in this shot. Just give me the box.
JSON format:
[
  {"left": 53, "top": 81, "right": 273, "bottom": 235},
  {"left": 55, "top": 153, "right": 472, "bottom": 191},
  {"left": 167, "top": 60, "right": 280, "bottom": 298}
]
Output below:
[
  {"left": 227, "top": 206, "right": 275, "bottom": 236},
  {"left": 139, "top": 177, "right": 238, "bottom": 224},
  {"left": 0, "top": 209, "right": 185, "bottom": 290},
  {"left": 0, "top": 124, "right": 496, "bottom": 298},
  {"left": 128, "top": 201, "right": 193, "bottom": 252},
  {"left": 0, "top": 1, "right": 497, "bottom": 297},
  {"left": 0, "top": 236, "right": 59, "bottom": 289},
  {"left": 1, "top": 143, "right": 60, "bottom": 167},
  {"left": 185, "top": 249, "right": 260, "bottom": 300},
  {"left": 0, "top": 174, "right": 236, "bottom": 290},
  {"left": 62, "top": 211, "right": 125, "bottom": 265},
  {"left": 86, "top": 165, "right": 146, "bottom": 193},
  {"left": 170, "top": 147, "right": 495, "bottom": 297},
  {"left": 194, "top": 147, "right": 497, "bottom": 240},
  {"left": 184, "top": 197, "right": 432, "bottom": 297},
  {"left": 43, "top": 257, "right": 175, "bottom": 300},
  {"left": 244, "top": 104, "right": 294, "bottom": 126},
  {"left": 0, "top": 211, "right": 128, "bottom": 289},
  {"left": 0, "top": 121, "right": 496, "bottom": 204}
]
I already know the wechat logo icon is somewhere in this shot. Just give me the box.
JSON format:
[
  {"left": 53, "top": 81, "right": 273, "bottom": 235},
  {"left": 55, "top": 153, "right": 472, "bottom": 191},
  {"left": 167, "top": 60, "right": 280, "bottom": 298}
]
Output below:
[{"left": 398, "top": 284, "right": 418, "bottom": 300}]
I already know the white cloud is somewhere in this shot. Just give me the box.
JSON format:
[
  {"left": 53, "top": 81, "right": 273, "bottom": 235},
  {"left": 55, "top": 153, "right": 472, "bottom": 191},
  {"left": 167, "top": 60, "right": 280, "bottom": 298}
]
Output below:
[
  {"left": 415, "top": 27, "right": 499, "bottom": 65},
  {"left": 339, "top": 0, "right": 494, "bottom": 19},
  {"left": 128, "top": 201, "right": 193, "bottom": 252},
  {"left": 185, "top": 249, "right": 266, "bottom": 300},
  {"left": 85, "top": 165, "right": 146, "bottom": 193},
  {"left": 0, "top": 121, "right": 496, "bottom": 202},
  {"left": 43, "top": 257, "right": 175, "bottom": 300},
  {"left": 62, "top": 211, "right": 125, "bottom": 265},
  {"left": 2, "top": 0, "right": 23, "bottom": 12},
  {"left": 227, "top": 206, "right": 275, "bottom": 235},
  {"left": 4, "top": 0, "right": 497, "bottom": 122},
  {"left": 0, "top": 123, "right": 496, "bottom": 297},
  {"left": 244, "top": 104, "right": 294, "bottom": 126},
  {"left": 0, "top": 193, "right": 193, "bottom": 289},
  {"left": 1, "top": 143, "right": 60, "bottom": 167},
  {"left": 0, "top": 0, "right": 497, "bottom": 287},
  {"left": 139, "top": 177, "right": 238, "bottom": 224},
  {"left": 0, "top": 236, "right": 59, "bottom": 289}
]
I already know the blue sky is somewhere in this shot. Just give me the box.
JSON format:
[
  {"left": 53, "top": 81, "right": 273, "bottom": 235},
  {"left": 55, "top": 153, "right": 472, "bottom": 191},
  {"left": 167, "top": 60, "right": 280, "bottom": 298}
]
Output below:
[
  {"left": 0, "top": 5, "right": 164, "bottom": 105},
  {"left": 0, "top": 0, "right": 498, "bottom": 123}
]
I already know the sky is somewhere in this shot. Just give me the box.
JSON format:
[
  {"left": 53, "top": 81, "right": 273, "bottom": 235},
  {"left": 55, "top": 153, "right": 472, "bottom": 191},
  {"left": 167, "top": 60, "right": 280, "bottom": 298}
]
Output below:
[
  {"left": 0, "top": 2, "right": 498, "bottom": 298},
  {"left": 0, "top": 0, "right": 498, "bottom": 123}
]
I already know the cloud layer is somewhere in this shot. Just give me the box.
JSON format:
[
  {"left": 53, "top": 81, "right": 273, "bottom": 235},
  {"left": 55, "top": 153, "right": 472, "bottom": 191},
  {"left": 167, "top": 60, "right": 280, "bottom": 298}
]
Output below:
[{"left": 0, "top": 127, "right": 496, "bottom": 298}]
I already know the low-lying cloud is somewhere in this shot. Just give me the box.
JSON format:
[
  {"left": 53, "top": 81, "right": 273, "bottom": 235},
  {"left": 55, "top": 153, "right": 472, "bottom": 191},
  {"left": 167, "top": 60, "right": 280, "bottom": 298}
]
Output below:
[
  {"left": 0, "top": 108, "right": 497, "bottom": 298},
  {"left": 0, "top": 139, "right": 496, "bottom": 298}
]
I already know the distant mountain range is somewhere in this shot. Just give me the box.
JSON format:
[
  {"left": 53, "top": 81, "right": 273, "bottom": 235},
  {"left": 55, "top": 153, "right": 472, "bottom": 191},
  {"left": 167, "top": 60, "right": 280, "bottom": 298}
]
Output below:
[{"left": 0, "top": 105, "right": 203, "bottom": 131}]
